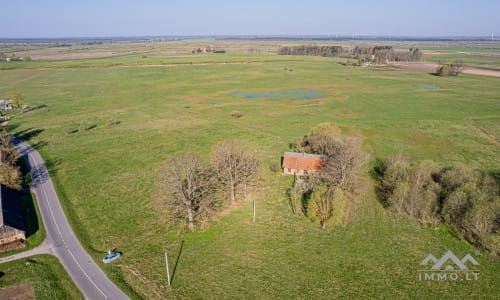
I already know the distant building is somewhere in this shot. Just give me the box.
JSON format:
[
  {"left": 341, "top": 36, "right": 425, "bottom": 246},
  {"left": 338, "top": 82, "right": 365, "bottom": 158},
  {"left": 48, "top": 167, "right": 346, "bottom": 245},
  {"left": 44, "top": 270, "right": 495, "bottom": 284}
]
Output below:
[
  {"left": 0, "top": 100, "right": 13, "bottom": 110},
  {"left": 0, "top": 185, "right": 25, "bottom": 246},
  {"left": 282, "top": 152, "right": 328, "bottom": 176}
]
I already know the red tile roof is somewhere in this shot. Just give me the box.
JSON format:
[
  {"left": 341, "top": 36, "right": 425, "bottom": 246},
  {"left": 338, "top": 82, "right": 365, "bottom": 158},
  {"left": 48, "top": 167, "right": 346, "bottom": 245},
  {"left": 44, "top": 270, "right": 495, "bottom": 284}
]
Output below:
[{"left": 282, "top": 152, "right": 328, "bottom": 172}]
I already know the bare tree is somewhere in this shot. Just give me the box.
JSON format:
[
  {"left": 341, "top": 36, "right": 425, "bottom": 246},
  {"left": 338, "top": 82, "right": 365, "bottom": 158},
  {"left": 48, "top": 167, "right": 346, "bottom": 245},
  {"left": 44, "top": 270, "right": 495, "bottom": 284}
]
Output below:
[
  {"left": 211, "top": 140, "right": 243, "bottom": 205},
  {"left": 159, "top": 153, "right": 214, "bottom": 231},
  {"left": 320, "top": 136, "right": 367, "bottom": 193},
  {"left": 239, "top": 152, "right": 261, "bottom": 198},
  {"left": 211, "top": 140, "right": 260, "bottom": 205},
  {"left": 450, "top": 60, "right": 465, "bottom": 75},
  {"left": 10, "top": 93, "right": 24, "bottom": 109}
]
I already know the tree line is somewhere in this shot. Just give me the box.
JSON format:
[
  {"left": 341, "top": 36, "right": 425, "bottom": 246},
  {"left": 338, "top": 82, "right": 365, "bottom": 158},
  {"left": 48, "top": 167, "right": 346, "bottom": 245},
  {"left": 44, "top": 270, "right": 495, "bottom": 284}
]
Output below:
[
  {"left": 278, "top": 45, "right": 423, "bottom": 63},
  {"left": 0, "top": 53, "right": 31, "bottom": 62},
  {"left": 0, "top": 127, "right": 21, "bottom": 189},
  {"left": 158, "top": 140, "right": 261, "bottom": 231},
  {"left": 288, "top": 123, "right": 367, "bottom": 229},
  {"left": 372, "top": 155, "right": 499, "bottom": 255}
]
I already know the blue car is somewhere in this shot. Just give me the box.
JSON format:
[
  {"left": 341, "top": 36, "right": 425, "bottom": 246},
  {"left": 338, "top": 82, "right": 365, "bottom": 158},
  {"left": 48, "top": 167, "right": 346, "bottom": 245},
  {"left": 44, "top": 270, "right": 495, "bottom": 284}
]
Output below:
[{"left": 103, "top": 251, "right": 122, "bottom": 263}]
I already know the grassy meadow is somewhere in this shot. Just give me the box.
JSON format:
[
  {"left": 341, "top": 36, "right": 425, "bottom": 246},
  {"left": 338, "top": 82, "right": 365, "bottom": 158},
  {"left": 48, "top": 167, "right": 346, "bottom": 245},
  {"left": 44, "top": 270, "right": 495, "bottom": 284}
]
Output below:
[
  {"left": 0, "top": 255, "right": 83, "bottom": 299},
  {"left": 0, "top": 43, "right": 499, "bottom": 299}
]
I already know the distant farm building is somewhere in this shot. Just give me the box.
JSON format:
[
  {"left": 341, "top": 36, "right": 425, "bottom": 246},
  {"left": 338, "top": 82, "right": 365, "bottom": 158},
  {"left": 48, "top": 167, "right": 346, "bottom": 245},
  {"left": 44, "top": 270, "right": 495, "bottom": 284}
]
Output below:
[
  {"left": 0, "top": 185, "right": 25, "bottom": 247},
  {"left": 0, "top": 100, "right": 13, "bottom": 110},
  {"left": 282, "top": 152, "right": 328, "bottom": 175}
]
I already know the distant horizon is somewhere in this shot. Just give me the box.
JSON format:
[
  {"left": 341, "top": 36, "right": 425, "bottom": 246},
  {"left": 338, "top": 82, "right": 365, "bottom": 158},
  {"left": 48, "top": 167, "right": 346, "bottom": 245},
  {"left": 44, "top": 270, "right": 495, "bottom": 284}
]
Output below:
[
  {"left": 1, "top": 1, "right": 498, "bottom": 38},
  {"left": 0, "top": 34, "right": 498, "bottom": 42}
]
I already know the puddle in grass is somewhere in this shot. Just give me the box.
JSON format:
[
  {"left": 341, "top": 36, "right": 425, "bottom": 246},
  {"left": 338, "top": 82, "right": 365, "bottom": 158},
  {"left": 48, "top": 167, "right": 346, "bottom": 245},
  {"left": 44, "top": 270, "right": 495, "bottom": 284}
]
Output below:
[
  {"left": 227, "top": 90, "right": 323, "bottom": 101},
  {"left": 417, "top": 84, "right": 440, "bottom": 89}
]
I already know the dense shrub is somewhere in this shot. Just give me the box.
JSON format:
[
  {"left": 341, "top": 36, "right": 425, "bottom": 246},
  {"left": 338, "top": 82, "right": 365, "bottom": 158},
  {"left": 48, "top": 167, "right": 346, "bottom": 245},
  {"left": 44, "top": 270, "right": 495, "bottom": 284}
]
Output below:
[
  {"left": 231, "top": 111, "right": 243, "bottom": 118},
  {"left": 436, "top": 61, "right": 464, "bottom": 76},
  {"left": 436, "top": 64, "right": 450, "bottom": 76},
  {"left": 374, "top": 157, "right": 499, "bottom": 254},
  {"left": 287, "top": 123, "right": 366, "bottom": 228},
  {"left": 437, "top": 165, "right": 499, "bottom": 254}
]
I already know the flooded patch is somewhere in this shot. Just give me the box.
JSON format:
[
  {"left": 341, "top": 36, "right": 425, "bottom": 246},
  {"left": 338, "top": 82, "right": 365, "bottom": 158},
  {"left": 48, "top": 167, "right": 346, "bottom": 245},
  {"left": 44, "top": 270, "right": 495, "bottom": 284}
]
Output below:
[
  {"left": 227, "top": 90, "right": 323, "bottom": 101},
  {"left": 417, "top": 84, "right": 440, "bottom": 89}
]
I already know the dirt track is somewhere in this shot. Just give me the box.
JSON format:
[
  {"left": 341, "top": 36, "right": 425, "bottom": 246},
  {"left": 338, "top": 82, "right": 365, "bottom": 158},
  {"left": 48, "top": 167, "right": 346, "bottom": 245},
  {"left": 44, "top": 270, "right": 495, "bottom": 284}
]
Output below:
[
  {"left": 0, "top": 283, "right": 35, "bottom": 300},
  {"left": 390, "top": 62, "right": 500, "bottom": 77},
  {"left": 30, "top": 51, "right": 114, "bottom": 60}
]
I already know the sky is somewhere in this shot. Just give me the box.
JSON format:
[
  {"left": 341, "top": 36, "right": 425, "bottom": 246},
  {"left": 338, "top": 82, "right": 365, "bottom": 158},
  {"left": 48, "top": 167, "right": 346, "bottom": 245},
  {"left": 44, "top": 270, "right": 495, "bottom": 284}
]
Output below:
[{"left": 1, "top": 0, "right": 499, "bottom": 38}]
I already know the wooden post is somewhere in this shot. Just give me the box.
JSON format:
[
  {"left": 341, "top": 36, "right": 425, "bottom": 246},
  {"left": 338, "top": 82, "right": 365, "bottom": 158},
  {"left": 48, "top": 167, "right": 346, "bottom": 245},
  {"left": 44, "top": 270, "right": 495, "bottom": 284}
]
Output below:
[
  {"left": 253, "top": 198, "right": 256, "bottom": 223},
  {"left": 165, "top": 251, "right": 171, "bottom": 286}
]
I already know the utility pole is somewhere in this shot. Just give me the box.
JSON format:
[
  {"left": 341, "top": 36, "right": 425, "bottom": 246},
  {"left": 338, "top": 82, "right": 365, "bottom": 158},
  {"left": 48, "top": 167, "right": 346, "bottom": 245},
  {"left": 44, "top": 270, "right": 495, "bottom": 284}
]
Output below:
[{"left": 165, "top": 251, "right": 171, "bottom": 286}]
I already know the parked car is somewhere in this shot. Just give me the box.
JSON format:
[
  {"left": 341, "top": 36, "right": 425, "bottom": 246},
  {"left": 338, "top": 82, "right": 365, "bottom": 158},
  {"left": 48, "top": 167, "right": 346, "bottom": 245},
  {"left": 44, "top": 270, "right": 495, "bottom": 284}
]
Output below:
[{"left": 103, "top": 251, "right": 122, "bottom": 263}]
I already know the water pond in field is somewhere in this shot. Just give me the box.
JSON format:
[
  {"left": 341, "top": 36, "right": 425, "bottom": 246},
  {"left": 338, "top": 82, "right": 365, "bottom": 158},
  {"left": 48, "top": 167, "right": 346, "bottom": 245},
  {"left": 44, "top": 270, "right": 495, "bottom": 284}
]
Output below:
[{"left": 227, "top": 90, "right": 323, "bottom": 101}]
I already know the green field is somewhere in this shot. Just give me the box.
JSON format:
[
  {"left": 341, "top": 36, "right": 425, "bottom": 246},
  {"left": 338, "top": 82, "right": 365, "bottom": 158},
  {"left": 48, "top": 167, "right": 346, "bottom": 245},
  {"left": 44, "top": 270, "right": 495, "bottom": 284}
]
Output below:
[
  {"left": 0, "top": 43, "right": 499, "bottom": 299},
  {"left": 0, "top": 255, "right": 83, "bottom": 299}
]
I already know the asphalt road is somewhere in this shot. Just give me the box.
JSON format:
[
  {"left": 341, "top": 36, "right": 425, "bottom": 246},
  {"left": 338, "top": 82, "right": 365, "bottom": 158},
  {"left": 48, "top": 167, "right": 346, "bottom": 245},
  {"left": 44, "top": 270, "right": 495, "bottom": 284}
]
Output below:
[{"left": 11, "top": 138, "right": 129, "bottom": 300}]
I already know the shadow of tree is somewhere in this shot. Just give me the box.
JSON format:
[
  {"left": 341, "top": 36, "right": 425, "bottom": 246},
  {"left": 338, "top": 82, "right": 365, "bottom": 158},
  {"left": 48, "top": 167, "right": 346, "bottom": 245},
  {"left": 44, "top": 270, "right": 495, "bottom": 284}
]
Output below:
[
  {"left": 24, "top": 104, "right": 47, "bottom": 113},
  {"left": 369, "top": 157, "right": 392, "bottom": 209},
  {"left": 14, "top": 128, "right": 44, "bottom": 142},
  {"left": 301, "top": 190, "right": 312, "bottom": 216},
  {"left": 45, "top": 158, "right": 63, "bottom": 177},
  {"left": 31, "top": 140, "right": 48, "bottom": 151},
  {"left": 489, "top": 170, "right": 500, "bottom": 185},
  {"left": 5, "top": 123, "right": 20, "bottom": 132},
  {"left": 18, "top": 157, "right": 40, "bottom": 240}
]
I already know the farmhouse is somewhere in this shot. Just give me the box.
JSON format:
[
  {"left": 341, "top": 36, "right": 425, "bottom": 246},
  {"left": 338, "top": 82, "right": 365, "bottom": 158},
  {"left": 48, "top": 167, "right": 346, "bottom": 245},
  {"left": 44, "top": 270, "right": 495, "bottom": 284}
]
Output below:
[
  {"left": 282, "top": 152, "right": 328, "bottom": 175},
  {"left": 0, "top": 184, "right": 25, "bottom": 246}
]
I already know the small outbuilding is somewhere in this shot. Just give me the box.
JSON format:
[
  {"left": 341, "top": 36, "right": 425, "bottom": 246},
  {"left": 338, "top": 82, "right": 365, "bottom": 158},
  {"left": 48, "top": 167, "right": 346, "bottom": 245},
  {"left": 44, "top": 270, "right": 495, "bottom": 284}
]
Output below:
[
  {"left": 0, "top": 100, "right": 13, "bottom": 110},
  {"left": 282, "top": 152, "right": 328, "bottom": 176},
  {"left": 0, "top": 184, "right": 25, "bottom": 246}
]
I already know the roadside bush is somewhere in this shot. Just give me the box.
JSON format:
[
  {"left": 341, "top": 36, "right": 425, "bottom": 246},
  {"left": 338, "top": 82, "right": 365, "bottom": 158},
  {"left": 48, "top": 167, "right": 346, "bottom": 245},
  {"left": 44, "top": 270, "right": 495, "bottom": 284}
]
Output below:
[
  {"left": 0, "top": 164, "right": 21, "bottom": 190},
  {"left": 24, "top": 172, "right": 32, "bottom": 188}
]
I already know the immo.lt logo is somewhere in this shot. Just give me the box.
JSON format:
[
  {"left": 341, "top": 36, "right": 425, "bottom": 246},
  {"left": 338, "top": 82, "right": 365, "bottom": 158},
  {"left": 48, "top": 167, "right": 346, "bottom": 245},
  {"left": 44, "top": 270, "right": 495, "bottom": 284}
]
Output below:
[{"left": 419, "top": 251, "right": 480, "bottom": 281}]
